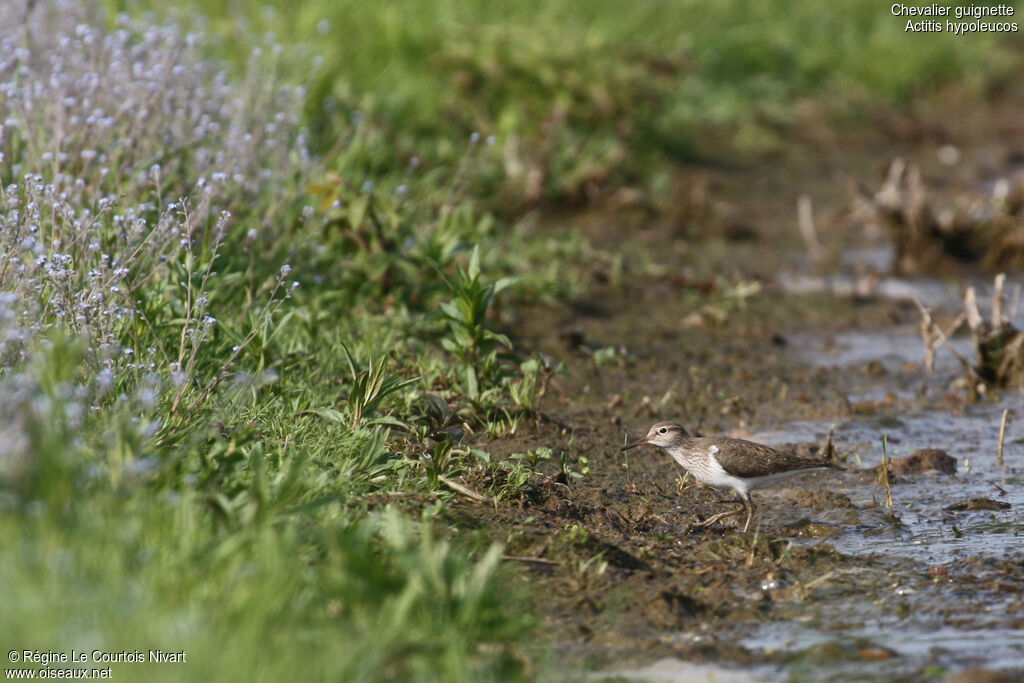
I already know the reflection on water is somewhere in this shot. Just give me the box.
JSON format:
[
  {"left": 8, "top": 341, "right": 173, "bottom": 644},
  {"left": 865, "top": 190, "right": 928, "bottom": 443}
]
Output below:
[
  {"left": 594, "top": 658, "right": 775, "bottom": 683},
  {"left": 789, "top": 329, "right": 975, "bottom": 372}
]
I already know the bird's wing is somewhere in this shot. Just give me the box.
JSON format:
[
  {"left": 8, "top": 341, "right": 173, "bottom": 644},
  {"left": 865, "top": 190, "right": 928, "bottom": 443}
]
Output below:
[{"left": 705, "top": 437, "right": 834, "bottom": 479}]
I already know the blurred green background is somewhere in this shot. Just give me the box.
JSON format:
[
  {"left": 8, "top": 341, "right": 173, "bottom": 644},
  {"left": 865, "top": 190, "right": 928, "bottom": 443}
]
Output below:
[{"left": 113, "top": 0, "right": 1024, "bottom": 204}]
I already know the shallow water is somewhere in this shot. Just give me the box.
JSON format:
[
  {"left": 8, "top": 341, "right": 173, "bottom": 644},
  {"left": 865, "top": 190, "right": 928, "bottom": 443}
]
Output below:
[
  {"left": 734, "top": 319, "right": 1024, "bottom": 680},
  {"left": 789, "top": 329, "right": 975, "bottom": 373},
  {"left": 755, "top": 376, "right": 1024, "bottom": 562}
]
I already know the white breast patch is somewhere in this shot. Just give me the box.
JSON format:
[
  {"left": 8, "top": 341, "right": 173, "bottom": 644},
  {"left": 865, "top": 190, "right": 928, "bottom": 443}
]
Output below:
[{"left": 697, "top": 445, "right": 750, "bottom": 496}]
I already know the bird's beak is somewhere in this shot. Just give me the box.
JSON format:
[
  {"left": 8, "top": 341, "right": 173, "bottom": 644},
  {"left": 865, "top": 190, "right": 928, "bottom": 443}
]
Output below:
[{"left": 621, "top": 438, "right": 648, "bottom": 452}]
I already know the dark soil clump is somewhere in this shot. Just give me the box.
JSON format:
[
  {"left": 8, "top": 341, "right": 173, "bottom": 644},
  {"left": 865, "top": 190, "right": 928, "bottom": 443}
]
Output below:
[{"left": 886, "top": 448, "right": 958, "bottom": 475}]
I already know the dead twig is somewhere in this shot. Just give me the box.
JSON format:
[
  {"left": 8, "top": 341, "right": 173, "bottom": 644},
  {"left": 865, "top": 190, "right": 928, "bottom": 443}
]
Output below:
[
  {"left": 502, "top": 555, "right": 558, "bottom": 566},
  {"left": 913, "top": 296, "right": 966, "bottom": 375},
  {"left": 804, "top": 570, "right": 836, "bottom": 590},
  {"left": 916, "top": 291, "right": 983, "bottom": 399},
  {"left": 438, "top": 474, "right": 493, "bottom": 504},
  {"left": 993, "top": 273, "right": 1007, "bottom": 326},
  {"left": 965, "top": 286, "right": 984, "bottom": 330},
  {"left": 823, "top": 425, "right": 838, "bottom": 465},
  {"left": 998, "top": 408, "right": 1009, "bottom": 468},
  {"left": 878, "top": 435, "right": 894, "bottom": 508},
  {"left": 797, "top": 194, "right": 826, "bottom": 264}
]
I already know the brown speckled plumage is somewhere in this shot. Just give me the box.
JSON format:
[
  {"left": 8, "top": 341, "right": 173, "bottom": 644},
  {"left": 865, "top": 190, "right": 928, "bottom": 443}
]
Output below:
[{"left": 688, "top": 435, "right": 837, "bottom": 479}]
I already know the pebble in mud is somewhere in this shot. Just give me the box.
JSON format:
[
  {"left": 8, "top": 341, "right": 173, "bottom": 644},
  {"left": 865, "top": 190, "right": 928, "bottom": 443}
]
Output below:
[
  {"left": 780, "top": 518, "right": 841, "bottom": 538},
  {"left": 942, "top": 669, "right": 1024, "bottom": 683},
  {"left": 795, "top": 639, "right": 898, "bottom": 663},
  {"left": 943, "top": 498, "right": 1012, "bottom": 512},
  {"left": 560, "top": 328, "right": 586, "bottom": 350}
]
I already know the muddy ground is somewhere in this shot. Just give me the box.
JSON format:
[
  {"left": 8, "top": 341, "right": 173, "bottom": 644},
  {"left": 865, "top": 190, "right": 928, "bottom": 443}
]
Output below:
[{"left": 449, "top": 88, "right": 1024, "bottom": 681}]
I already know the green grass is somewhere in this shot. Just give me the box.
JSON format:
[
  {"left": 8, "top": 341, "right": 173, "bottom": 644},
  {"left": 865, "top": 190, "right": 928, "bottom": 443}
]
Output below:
[
  {"left": 1, "top": 486, "right": 528, "bottom": 681},
  {"left": 1, "top": 334, "right": 534, "bottom": 681},
  {"left": 3, "top": 1, "right": 1022, "bottom": 680}
]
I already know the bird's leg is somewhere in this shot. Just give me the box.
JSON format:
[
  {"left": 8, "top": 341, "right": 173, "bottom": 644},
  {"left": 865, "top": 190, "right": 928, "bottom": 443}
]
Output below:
[
  {"left": 741, "top": 496, "right": 756, "bottom": 533},
  {"left": 693, "top": 504, "right": 746, "bottom": 528},
  {"left": 677, "top": 472, "right": 704, "bottom": 494}
]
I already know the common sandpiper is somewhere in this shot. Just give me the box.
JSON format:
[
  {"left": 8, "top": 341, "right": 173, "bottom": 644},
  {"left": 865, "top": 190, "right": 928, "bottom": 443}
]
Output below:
[{"left": 621, "top": 421, "right": 842, "bottom": 532}]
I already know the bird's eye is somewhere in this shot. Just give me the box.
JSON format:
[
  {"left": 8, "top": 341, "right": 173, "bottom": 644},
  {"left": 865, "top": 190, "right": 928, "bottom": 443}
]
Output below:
[{"left": 659, "top": 427, "right": 667, "bottom": 434}]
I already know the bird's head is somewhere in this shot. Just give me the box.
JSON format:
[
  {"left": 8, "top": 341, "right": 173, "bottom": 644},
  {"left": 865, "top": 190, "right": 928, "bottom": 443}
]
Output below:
[{"left": 621, "top": 422, "right": 691, "bottom": 451}]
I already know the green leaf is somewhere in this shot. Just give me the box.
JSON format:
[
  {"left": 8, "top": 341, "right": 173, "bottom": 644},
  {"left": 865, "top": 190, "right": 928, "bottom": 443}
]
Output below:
[
  {"left": 266, "top": 310, "right": 297, "bottom": 343},
  {"left": 468, "top": 245, "right": 481, "bottom": 280},
  {"left": 464, "top": 365, "right": 479, "bottom": 399},
  {"left": 520, "top": 358, "right": 540, "bottom": 374},
  {"left": 364, "top": 416, "right": 409, "bottom": 429},
  {"left": 348, "top": 195, "right": 370, "bottom": 229},
  {"left": 493, "top": 276, "right": 519, "bottom": 295},
  {"left": 300, "top": 407, "right": 348, "bottom": 424},
  {"left": 485, "top": 330, "right": 513, "bottom": 349},
  {"left": 438, "top": 301, "right": 462, "bottom": 321},
  {"left": 425, "top": 393, "right": 451, "bottom": 421},
  {"left": 340, "top": 342, "right": 358, "bottom": 381}
]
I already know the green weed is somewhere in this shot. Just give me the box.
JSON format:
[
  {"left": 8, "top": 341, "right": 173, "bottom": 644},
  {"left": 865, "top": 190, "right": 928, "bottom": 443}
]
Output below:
[
  {"left": 339, "top": 345, "right": 418, "bottom": 428},
  {"left": 438, "top": 246, "right": 517, "bottom": 407}
]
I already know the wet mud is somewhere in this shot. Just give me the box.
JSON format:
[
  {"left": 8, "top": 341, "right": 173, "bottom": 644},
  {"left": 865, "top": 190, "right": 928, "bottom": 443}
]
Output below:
[{"left": 449, "top": 93, "right": 1024, "bottom": 681}]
